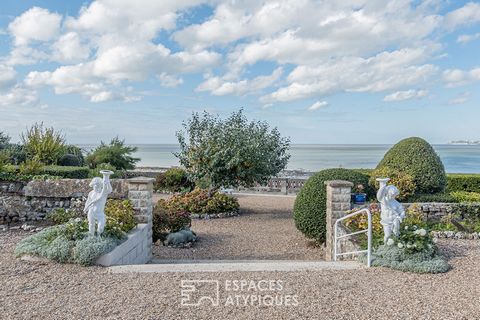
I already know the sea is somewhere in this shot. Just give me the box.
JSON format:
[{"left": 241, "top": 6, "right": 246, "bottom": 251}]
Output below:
[{"left": 78, "top": 144, "right": 480, "bottom": 174}]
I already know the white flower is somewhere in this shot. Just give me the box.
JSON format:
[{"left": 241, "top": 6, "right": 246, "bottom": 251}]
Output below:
[
  {"left": 433, "top": 238, "right": 438, "bottom": 243},
  {"left": 404, "top": 226, "right": 409, "bottom": 230},
  {"left": 386, "top": 238, "right": 395, "bottom": 246},
  {"left": 406, "top": 244, "right": 412, "bottom": 249},
  {"left": 397, "top": 243, "right": 404, "bottom": 249},
  {"left": 418, "top": 229, "right": 427, "bottom": 237}
]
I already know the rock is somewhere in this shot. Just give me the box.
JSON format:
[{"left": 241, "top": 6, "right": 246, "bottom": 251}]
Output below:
[{"left": 164, "top": 229, "right": 197, "bottom": 247}]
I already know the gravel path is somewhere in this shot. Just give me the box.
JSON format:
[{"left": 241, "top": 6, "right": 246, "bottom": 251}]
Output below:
[
  {"left": 1, "top": 229, "right": 479, "bottom": 319},
  {"left": 153, "top": 194, "right": 324, "bottom": 261}
]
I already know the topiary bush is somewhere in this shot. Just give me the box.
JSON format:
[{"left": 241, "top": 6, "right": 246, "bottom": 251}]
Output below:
[
  {"left": 42, "top": 165, "right": 90, "bottom": 179},
  {"left": 58, "top": 154, "right": 83, "bottom": 167},
  {"left": 293, "top": 168, "right": 371, "bottom": 242},
  {"left": 376, "top": 137, "right": 446, "bottom": 194},
  {"left": 369, "top": 166, "right": 416, "bottom": 201},
  {"left": 154, "top": 167, "right": 195, "bottom": 193}
]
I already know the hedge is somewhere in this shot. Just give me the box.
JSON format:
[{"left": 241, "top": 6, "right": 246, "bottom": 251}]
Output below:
[
  {"left": 293, "top": 168, "right": 372, "bottom": 242},
  {"left": 376, "top": 137, "right": 446, "bottom": 194},
  {"left": 41, "top": 166, "right": 90, "bottom": 179},
  {"left": 446, "top": 174, "right": 480, "bottom": 193}
]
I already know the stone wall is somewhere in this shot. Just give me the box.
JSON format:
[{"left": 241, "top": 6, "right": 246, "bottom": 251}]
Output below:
[
  {"left": 0, "top": 179, "right": 127, "bottom": 224},
  {"left": 403, "top": 203, "right": 457, "bottom": 221}
]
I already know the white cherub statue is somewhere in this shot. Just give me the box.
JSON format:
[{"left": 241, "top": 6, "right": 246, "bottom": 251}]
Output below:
[
  {"left": 84, "top": 170, "right": 113, "bottom": 236},
  {"left": 376, "top": 178, "right": 405, "bottom": 243}
]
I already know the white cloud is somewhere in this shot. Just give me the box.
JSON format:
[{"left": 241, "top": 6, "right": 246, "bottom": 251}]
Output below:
[
  {"left": 197, "top": 67, "right": 283, "bottom": 96},
  {"left": 261, "top": 48, "right": 437, "bottom": 103},
  {"left": 0, "top": 65, "right": 17, "bottom": 90},
  {"left": 52, "top": 32, "right": 90, "bottom": 63},
  {"left": 457, "top": 32, "right": 480, "bottom": 44},
  {"left": 383, "top": 89, "right": 428, "bottom": 102},
  {"left": 158, "top": 73, "right": 183, "bottom": 88},
  {"left": 443, "top": 67, "right": 480, "bottom": 87},
  {"left": 448, "top": 92, "right": 470, "bottom": 105},
  {"left": 308, "top": 101, "right": 328, "bottom": 111},
  {"left": 445, "top": 2, "right": 480, "bottom": 30},
  {"left": 8, "top": 7, "right": 61, "bottom": 46},
  {"left": 0, "top": 85, "right": 38, "bottom": 107}
]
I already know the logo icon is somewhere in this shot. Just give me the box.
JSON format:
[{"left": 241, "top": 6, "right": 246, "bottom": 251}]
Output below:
[{"left": 180, "top": 280, "right": 220, "bottom": 306}]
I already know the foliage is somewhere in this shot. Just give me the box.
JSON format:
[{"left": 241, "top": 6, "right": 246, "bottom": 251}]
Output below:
[
  {"left": 293, "top": 168, "right": 371, "bottom": 242},
  {"left": 47, "top": 208, "right": 80, "bottom": 225},
  {"left": 152, "top": 207, "right": 191, "bottom": 241},
  {"left": 175, "top": 109, "right": 290, "bottom": 190},
  {"left": 154, "top": 167, "right": 195, "bottom": 193},
  {"left": 73, "top": 236, "right": 119, "bottom": 266},
  {"left": 61, "top": 145, "right": 85, "bottom": 166},
  {"left": 0, "top": 144, "right": 27, "bottom": 165},
  {"left": 429, "top": 213, "right": 458, "bottom": 231},
  {"left": 369, "top": 167, "right": 416, "bottom": 201},
  {"left": 86, "top": 137, "right": 139, "bottom": 170},
  {"left": 58, "top": 154, "right": 83, "bottom": 167},
  {"left": 156, "top": 188, "right": 240, "bottom": 215},
  {"left": 366, "top": 222, "right": 449, "bottom": 273},
  {"left": 407, "top": 192, "right": 457, "bottom": 203},
  {"left": 376, "top": 137, "right": 446, "bottom": 194},
  {"left": 42, "top": 165, "right": 90, "bottom": 179},
  {"left": 14, "top": 215, "right": 125, "bottom": 266},
  {"left": 19, "top": 159, "right": 43, "bottom": 175},
  {"left": 403, "top": 204, "right": 427, "bottom": 228},
  {"left": 0, "top": 131, "right": 10, "bottom": 147},
  {"left": 450, "top": 191, "right": 480, "bottom": 202},
  {"left": 454, "top": 202, "right": 480, "bottom": 220},
  {"left": 447, "top": 174, "right": 480, "bottom": 193},
  {"left": 88, "top": 163, "right": 121, "bottom": 179},
  {"left": 21, "top": 122, "right": 66, "bottom": 165},
  {"left": 104, "top": 199, "right": 137, "bottom": 233},
  {"left": 344, "top": 203, "right": 384, "bottom": 249}
]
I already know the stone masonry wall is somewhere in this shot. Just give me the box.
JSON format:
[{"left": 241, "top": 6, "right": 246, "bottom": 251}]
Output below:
[{"left": 0, "top": 179, "right": 127, "bottom": 224}]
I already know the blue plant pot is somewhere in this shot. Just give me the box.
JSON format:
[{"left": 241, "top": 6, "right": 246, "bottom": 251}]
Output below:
[{"left": 353, "top": 193, "right": 367, "bottom": 205}]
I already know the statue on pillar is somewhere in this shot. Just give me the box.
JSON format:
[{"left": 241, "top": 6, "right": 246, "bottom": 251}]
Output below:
[{"left": 376, "top": 178, "right": 405, "bottom": 243}]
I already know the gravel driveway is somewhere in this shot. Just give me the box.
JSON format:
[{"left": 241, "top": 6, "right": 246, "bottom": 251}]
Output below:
[
  {"left": 153, "top": 194, "right": 324, "bottom": 261},
  {"left": 1, "top": 229, "right": 479, "bottom": 319}
]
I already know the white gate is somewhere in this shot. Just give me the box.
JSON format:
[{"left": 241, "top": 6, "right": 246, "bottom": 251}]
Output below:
[{"left": 334, "top": 208, "right": 372, "bottom": 267}]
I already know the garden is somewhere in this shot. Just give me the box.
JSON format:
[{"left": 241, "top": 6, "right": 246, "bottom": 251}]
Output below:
[{"left": 2, "top": 113, "right": 480, "bottom": 273}]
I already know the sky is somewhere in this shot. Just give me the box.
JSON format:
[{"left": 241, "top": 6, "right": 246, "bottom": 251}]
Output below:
[{"left": 0, "top": 0, "right": 479, "bottom": 144}]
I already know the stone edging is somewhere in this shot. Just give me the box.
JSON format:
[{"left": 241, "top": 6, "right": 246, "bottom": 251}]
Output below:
[
  {"left": 431, "top": 230, "right": 480, "bottom": 240},
  {"left": 190, "top": 210, "right": 240, "bottom": 219}
]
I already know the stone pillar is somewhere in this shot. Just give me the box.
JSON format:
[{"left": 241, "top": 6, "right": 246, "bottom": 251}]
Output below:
[
  {"left": 127, "top": 177, "right": 155, "bottom": 262},
  {"left": 281, "top": 179, "right": 288, "bottom": 195},
  {"left": 324, "top": 180, "right": 353, "bottom": 261}
]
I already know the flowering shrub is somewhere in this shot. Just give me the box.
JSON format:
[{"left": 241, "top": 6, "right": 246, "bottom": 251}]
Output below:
[
  {"left": 366, "top": 222, "right": 449, "bottom": 273},
  {"left": 344, "top": 203, "right": 383, "bottom": 248},
  {"left": 369, "top": 166, "right": 416, "bottom": 201},
  {"left": 157, "top": 188, "right": 239, "bottom": 215},
  {"left": 104, "top": 199, "right": 137, "bottom": 233},
  {"left": 154, "top": 167, "right": 194, "bottom": 193},
  {"left": 387, "top": 225, "right": 436, "bottom": 254},
  {"left": 152, "top": 207, "right": 191, "bottom": 241}
]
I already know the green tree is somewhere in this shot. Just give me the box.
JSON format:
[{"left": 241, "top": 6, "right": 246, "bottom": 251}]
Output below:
[
  {"left": 0, "top": 131, "right": 10, "bottom": 148},
  {"left": 86, "top": 137, "right": 139, "bottom": 170},
  {"left": 21, "top": 123, "right": 66, "bottom": 164},
  {"left": 175, "top": 109, "right": 290, "bottom": 190}
]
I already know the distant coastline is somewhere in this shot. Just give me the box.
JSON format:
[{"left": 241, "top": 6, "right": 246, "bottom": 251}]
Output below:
[
  {"left": 79, "top": 144, "right": 480, "bottom": 174},
  {"left": 449, "top": 140, "right": 480, "bottom": 145}
]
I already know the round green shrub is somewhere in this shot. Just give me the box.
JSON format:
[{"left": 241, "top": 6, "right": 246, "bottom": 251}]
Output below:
[
  {"left": 293, "top": 168, "right": 371, "bottom": 242},
  {"left": 376, "top": 137, "right": 446, "bottom": 194},
  {"left": 154, "top": 167, "right": 194, "bottom": 193},
  {"left": 58, "top": 154, "right": 83, "bottom": 166}
]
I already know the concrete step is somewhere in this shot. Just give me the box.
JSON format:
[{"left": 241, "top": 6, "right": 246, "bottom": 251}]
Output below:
[{"left": 108, "top": 260, "right": 364, "bottom": 273}]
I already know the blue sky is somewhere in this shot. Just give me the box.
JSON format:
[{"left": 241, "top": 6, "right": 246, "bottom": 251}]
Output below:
[{"left": 0, "top": 0, "right": 479, "bottom": 144}]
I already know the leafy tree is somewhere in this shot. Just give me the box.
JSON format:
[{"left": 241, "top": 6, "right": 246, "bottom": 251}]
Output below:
[
  {"left": 175, "top": 109, "right": 290, "bottom": 190},
  {"left": 0, "top": 131, "right": 10, "bottom": 148},
  {"left": 21, "top": 123, "right": 66, "bottom": 164},
  {"left": 86, "top": 137, "right": 139, "bottom": 170}
]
